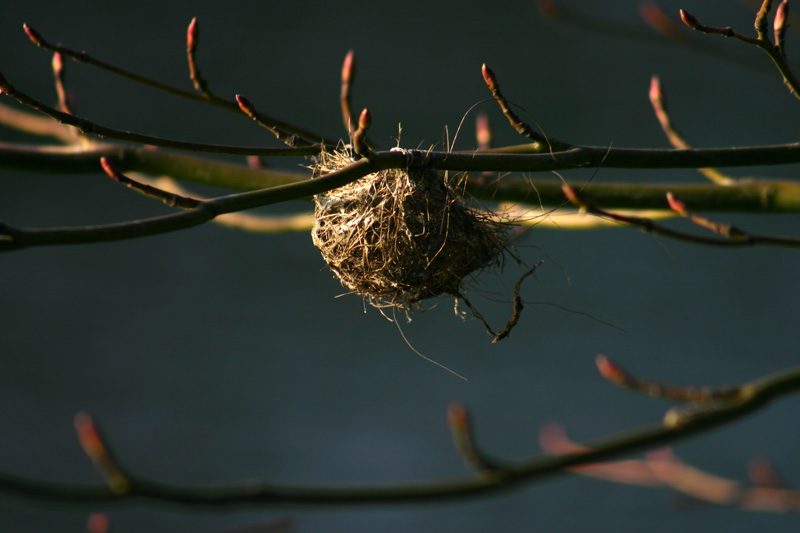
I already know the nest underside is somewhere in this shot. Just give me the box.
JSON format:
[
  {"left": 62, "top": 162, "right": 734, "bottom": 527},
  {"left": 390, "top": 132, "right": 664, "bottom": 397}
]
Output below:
[{"left": 312, "top": 149, "right": 508, "bottom": 309}]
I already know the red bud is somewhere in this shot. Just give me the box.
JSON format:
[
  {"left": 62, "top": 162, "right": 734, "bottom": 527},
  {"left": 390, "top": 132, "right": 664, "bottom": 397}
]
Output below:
[
  {"left": 595, "top": 354, "right": 626, "bottom": 385},
  {"left": 341, "top": 49, "right": 355, "bottom": 84},
  {"left": 358, "top": 108, "right": 371, "bottom": 130},
  {"left": 187, "top": 17, "right": 199, "bottom": 51},
  {"left": 481, "top": 64, "right": 497, "bottom": 92},
  {"left": 235, "top": 94, "right": 256, "bottom": 116},
  {"left": 23, "top": 23, "right": 45, "bottom": 46},
  {"left": 679, "top": 9, "right": 700, "bottom": 30},
  {"left": 665, "top": 192, "right": 687, "bottom": 215}
]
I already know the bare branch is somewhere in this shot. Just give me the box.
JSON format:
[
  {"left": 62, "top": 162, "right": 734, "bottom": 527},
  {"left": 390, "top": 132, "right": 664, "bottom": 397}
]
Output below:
[{"left": 22, "top": 23, "right": 327, "bottom": 142}]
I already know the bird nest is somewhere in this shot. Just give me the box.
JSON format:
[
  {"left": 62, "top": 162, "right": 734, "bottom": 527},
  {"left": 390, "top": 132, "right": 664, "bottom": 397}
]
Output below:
[{"left": 311, "top": 147, "right": 509, "bottom": 311}]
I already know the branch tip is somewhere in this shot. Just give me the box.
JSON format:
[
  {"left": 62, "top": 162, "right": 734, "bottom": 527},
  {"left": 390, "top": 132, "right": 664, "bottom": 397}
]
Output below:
[
  {"left": 358, "top": 108, "right": 371, "bottom": 130},
  {"left": 341, "top": 49, "right": 355, "bottom": 83},
  {"left": 481, "top": 64, "right": 497, "bottom": 92},
  {"left": 679, "top": 9, "right": 701, "bottom": 30},
  {"left": 595, "top": 354, "right": 627, "bottom": 385},
  {"left": 235, "top": 94, "right": 256, "bottom": 117},
  {"left": 74, "top": 412, "right": 130, "bottom": 494},
  {"left": 22, "top": 23, "right": 44, "bottom": 46},
  {"left": 648, "top": 75, "right": 662, "bottom": 102},
  {"left": 187, "top": 17, "right": 199, "bottom": 51},
  {"left": 666, "top": 191, "right": 688, "bottom": 215}
]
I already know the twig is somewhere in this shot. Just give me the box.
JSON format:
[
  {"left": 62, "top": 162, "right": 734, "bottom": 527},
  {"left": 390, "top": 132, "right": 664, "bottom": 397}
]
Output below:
[
  {"left": 447, "top": 403, "right": 506, "bottom": 474},
  {"left": 680, "top": 5, "right": 800, "bottom": 100},
  {"left": 74, "top": 412, "right": 130, "bottom": 494},
  {"left": 51, "top": 52, "right": 72, "bottom": 114},
  {"left": 0, "top": 156, "right": 383, "bottom": 250},
  {"left": 352, "top": 108, "right": 371, "bottom": 157},
  {"left": 236, "top": 95, "right": 305, "bottom": 147},
  {"left": 561, "top": 184, "right": 800, "bottom": 247},
  {"left": 22, "top": 23, "right": 326, "bottom": 142},
  {"left": 100, "top": 157, "right": 200, "bottom": 209},
  {"left": 491, "top": 261, "right": 543, "bottom": 343},
  {"left": 648, "top": 76, "right": 735, "bottom": 185},
  {"left": 536, "top": 1, "right": 771, "bottom": 73},
  {"left": 481, "top": 64, "right": 572, "bottom": 152},
  {"left": 595, "top": 355, "right": 739, "bottom": 403},
  {"left": 0, "top": 71, "right": 323, "bottom": 156},
  {"left": 666, "top": 192, "right": 747, "bottom": 239},
  {"left": 340, "top": 50, "right": 356, "bottom": 137},
  {"left": 540, "top": 424, "right": 800, "bottom": 512},
  {"left": 186, "top": 17, "right": 213, "bottom": 98},
  {"left": 1, "top": 363, "right": 800, "bottom": 506}
]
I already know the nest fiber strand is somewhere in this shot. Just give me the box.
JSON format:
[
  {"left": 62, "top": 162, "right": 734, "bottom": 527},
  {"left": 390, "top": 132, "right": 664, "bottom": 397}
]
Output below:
[{"left": 311, "top": 148, "right": 507, "bottom": 309}]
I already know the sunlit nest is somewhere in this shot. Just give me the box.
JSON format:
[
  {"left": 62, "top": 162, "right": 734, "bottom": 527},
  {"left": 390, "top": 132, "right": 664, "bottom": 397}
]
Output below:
[{"left": 311, "top": 146, "right": 511, "bottom": 312}]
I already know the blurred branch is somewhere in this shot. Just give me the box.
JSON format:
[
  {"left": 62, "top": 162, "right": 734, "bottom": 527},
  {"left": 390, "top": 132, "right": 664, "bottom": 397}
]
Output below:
[
  {"left": 540, "top": 425, "right": 800, "bottom": 512},
  {"left": 1, "top": 362, "right": 799, "bottom": 507}
]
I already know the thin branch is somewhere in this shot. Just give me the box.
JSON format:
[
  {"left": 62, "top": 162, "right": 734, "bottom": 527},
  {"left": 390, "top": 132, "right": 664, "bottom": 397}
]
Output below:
[
  {"left": 340, "top": 50, "right": 356, "bottom": 137},
  {"left": 595, "top": 355, "right": 739, "bottom": 403},
  {"left": 100, "top": 157, "right": 201, "bottom": 209},
  {"left": 186, "top": 18, "right": 213, "bottom": 98},
  {"left": 680, "top": 7, "right": 800, "bottom": 100},
  {"left": 235, "top": 95, "right": 307, "bottom": 147},
  {"left": 51, "top": 53, "right": 72, "bottom": 114},
  {"left": 666, "top": 192, "right": 749, "bottom": 240},
  {"left": 540, "top": 424, "right": 800, "bottom": 512},
  {"left": 0, "top": 156, "right": 383, "bottom": 250},
  {"left": 0, "top": 72, "right": 324, "bottom": 156},
  {"left": 561, "top": 184, "right": 800, "bottom": 247},
  {"left": 648, "top": 76, "right": 735, "bottom": 185},
  {"left": 481, "top": 64, "right": 572, "bottom": 152},
  {"left": 447, "top": 403, "right": 507, "bottom": 474},
  {"left": 1, "top": 362, "right": 800, "bottom": 507},
  {"left": 74, "top": 412, "right": 130, "bottom": 494},
  {"left": 352, "top": 108, "right": 371, "bottom": 157},
  {"left": 22, "top": 23, "right": 326, "bottom": 142}
]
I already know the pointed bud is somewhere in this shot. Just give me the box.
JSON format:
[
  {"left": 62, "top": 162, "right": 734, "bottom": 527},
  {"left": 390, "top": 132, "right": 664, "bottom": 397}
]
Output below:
[
  {"left": 774, "top": 0, "right": 789, "bottom": 50},
  {"left": 481, "top": 64, "right": 498, "bottom": 92},
  {"left": 74, "top": 412, "right": 129, "bottom": 494},
  {"left": 775, "top": 1, "right": 789, "bottom": 32},
  {"left": 561, "top": 184, "right": 586, "bottom": 208},
  {"left": 187, "top": 17, "right": 199, "bottom": 52},
  {"left": 358, "top": 108, "right": 371, "bottom": 130},
  {"left": 23, "top": 23, "right": 45, "bottom": 46},
  {"left": 52, "top": 52, "right": 63, "bottom": 74},
  {"left": 235, "top": 94, "right": 256, "bottom": 117},
  {"left": 649, "top": 75, "right": 663, "bottom": 104},
  {"left": 341, "top": 50, "right": 355, "bottom": 85},
  {"left": 679, "top": 9, "right": 700, "bottom": 30},
  {"left": 665, "top": 192, "right": 688, "bottom": 215},
  {"left": 446, "top": 402, "right": 469, "bottom": 433},
  {"left": 595, "top": 354, "right": 627, "bottom": 386}
]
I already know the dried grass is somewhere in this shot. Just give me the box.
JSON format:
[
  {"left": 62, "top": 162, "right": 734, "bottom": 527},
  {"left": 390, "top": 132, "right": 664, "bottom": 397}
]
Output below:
[{"left": 311, "top": 147, "right": 509, "bottom": 310}]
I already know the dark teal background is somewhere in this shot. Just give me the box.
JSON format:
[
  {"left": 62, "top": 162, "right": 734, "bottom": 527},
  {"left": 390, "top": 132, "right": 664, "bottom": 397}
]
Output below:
[{"left": 1, "top": 1, "right": 799, "bottom": 531}]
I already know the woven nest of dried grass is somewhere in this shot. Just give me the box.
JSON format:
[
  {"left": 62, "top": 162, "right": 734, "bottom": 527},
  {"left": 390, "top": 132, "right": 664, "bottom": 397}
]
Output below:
[{"left": 311, "top": 147, "right": 509, "bottom": 310}]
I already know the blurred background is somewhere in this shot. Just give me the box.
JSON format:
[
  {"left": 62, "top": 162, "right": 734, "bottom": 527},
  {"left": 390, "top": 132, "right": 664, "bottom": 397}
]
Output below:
[{"left": 1, "top": 0, "right": 799, "bottom": 531}]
